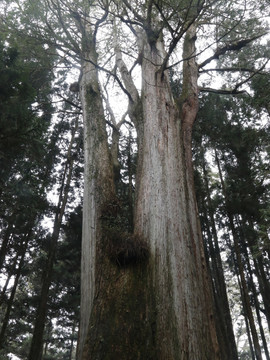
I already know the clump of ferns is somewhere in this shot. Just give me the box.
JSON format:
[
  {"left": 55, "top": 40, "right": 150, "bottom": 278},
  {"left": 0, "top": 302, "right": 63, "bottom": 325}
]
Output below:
[
  {"left": 107, "top": 230, "right": 149, "bottom": 267},
  {"left": 100, "top": 197, "right": 149, "bottom": 266},
  {"left": 100, "top": 197, "right": 122, "bottom": 221}
]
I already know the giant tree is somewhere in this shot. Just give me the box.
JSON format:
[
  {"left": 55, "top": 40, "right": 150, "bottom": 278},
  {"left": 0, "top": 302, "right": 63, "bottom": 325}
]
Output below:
[
  {"left": 78, "top": 1, "right": 269, "bottom": 359},
  {"left": 2, "top": 0, "right": 269, "bottom": 359}
]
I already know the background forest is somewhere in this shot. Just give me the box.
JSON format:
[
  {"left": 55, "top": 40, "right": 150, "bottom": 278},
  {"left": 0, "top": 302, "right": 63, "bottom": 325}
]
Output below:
[{"left": 0, "top": 0, "right": 269, "bottom": 359}]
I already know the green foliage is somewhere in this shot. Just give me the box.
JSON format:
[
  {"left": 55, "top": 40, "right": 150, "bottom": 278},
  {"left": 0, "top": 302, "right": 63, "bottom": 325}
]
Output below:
[
  {"left": 0, "top": 35, "right": 53, "bottom": 162},
  {"left": 250, "top": 72, "right": 270, "bottom": 114}
]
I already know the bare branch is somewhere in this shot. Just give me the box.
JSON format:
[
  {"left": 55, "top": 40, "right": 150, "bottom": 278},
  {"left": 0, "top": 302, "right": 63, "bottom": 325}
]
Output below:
[
  {"left": 82, "top": 56, "right": 133, "bottom": 102},
  {"left": 198, "top": 32, "right": 268, "bottom": 69},
  {"left": 160, "top": 1, "right": 206, "bottom": 74},
  {"left": 152, "top": 2, "right": 175, "bottom": 37},
  {"left": 199, "top": 87, "right": 246, "bottom": 95},
  {"left": 120, "top": 0, "right": 144, "bottom": 23},
  {"left": 93, "top": 4, "right": 109, "bottom": 42},
  {"left": 57, "top": 93, "right": 82, "bottom": 110},
  {"left": 233, "top": 59, "right": 269, "bottom": 91},
  {"left": 199, "top": 67, "right": 265, "bottom": 74},
  {"left": 199, "top": 60, "right": 269, "bottom": 96},
  {"left": 146, "top": 0, "right": 154, "bottom": 25}
]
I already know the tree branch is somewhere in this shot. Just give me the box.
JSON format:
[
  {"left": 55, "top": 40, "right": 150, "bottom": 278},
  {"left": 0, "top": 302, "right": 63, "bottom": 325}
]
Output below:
[
  {"left": 114, "top": 39, "right": 140, "bottom": 103},
  {"left": 199, "top": 87, "right": 246, "bottom": 95},
  {"left": 93, "top": 3, "right": 109, "bottom": 42},
  {"left": 200, "top": 59, "right": 269, "bottom": 95},
  {"left": 233, "top": 59, "right": 269, "bottom": 91},
  {"left": 120, "top": 0, "right": 144, "bottom": 24},
  {"left": 82, "top": 56, "right": 133, "bottom": 102},
  {"left": 50, "top": 0, "right": 81, "bottom": 54},
  {"left": 198, "top": 32, "right": 268, "bottom": 69},
  {"left": 159, "top": 1, "right": 205, "bottom": 74},
  {"left": 199, "top": 67, "right": 265, "bottom": 74},
  {"left": 57, "top": 93, "right": 82, "bottom": 110},
  {"left": 103, "top": 87, "right": 130, "bottom": 131}
]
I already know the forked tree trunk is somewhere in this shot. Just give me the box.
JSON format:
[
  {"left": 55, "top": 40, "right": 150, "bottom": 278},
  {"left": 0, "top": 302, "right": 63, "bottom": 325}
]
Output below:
[
  {"left": 79, "top": 25, "right": 221, "bottom": 360},
  {"left": 78, "top": 40, "right": 155, "bottom": 359}
]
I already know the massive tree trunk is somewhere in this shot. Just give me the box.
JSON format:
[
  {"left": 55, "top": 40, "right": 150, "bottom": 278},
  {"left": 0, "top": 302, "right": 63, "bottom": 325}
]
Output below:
[
  {"left": 134, "top": 27, "right": 220, "bottom": 358},
  {"left": 79, "top": 22, "right": 221, "bottom": 359}
]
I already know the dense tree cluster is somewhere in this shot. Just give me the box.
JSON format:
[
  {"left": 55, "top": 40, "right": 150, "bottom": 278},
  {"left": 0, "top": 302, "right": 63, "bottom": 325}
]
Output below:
[{"left": 0, "top": 1, "right": 269, "bottom": 359}]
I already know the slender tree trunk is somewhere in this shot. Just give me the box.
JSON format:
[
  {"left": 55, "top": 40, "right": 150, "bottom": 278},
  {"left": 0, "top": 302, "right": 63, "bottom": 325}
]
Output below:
[
  {"left": 239, "top": 278, "right": 256, "bottom": 360},
  {"left": 0, "top": 252, "right": 20, "bottom": 306},
  {"left": 215, "top": 150, "right": 263, "bottom": 360},
  {"left": 254, "top": 257, "right": 270, "bottom": 332},
  {"left": 69, "top": 320, "right": 77, "bottom": 360},
  {"left": 0, "top": 223, "right": 12, "bottom": 271},
  {"left": 42, "top": 320, "right": 52, "bottom": 360},
  {"left": 201, "top": 159, "right": 238, "bottom": 359},
  {"left": 237, "top": 219, "right": 270, "bottom": 359},
  {"left": 127, "top": 131, "right": 134, "bottom": 231},
  {"left": 0, "top": 230, "right": 30, "bottom": 348},
  {"left": 28, "top": 119, "right": 79, "bottom": 360},
  {"left": 244, "top": 246, "right": 270, "bottom": 360},
  {"left": 244, "top": 218, "right": 270, "bottom": 332},
  {"left": 222, "top": 220, "right": 256, "bottom": 359}
]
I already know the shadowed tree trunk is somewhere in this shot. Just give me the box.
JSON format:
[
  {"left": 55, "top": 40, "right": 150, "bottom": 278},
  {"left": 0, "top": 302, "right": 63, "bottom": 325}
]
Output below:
[
  {"left": 201, "top": 157, "right": 238, "bottom": 359},
  {"left": 28, "top": 119, "right": 79, "bottom": 360},
  {"left": 0, "top": 228, "right": 31, "bottom": 349},
  {"left": 215, "top": 150, "right": 263, "bottom": 360}
]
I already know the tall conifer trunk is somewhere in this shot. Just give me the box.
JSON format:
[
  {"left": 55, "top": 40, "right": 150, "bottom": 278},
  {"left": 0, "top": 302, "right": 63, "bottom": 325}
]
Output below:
[
  {"left": 133, "top": 28, "right": 219, "bottom": 359},
  {"left": 78, "top": 27, "right": 116, "bottom": 359},
  {"left": 79, "top": 24, "right": 221, "bottom": 359}
]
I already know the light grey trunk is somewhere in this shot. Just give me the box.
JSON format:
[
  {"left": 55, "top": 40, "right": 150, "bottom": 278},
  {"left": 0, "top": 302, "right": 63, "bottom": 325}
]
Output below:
[{"left": 78, "top": 49, "right": 115, "bottom": 359}]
